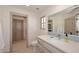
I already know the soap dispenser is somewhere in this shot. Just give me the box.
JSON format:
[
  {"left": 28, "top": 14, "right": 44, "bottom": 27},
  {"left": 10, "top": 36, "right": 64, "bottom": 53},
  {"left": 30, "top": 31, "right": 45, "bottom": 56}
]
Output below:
[{"left": 65, "top": 33, "right": 69, "bottom": 42}]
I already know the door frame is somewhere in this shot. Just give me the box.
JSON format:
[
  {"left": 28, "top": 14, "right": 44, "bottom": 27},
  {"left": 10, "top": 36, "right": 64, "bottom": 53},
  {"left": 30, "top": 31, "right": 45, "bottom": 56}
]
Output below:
[{"left": 10, "top": 12, "right": 28, "bottom": 52}]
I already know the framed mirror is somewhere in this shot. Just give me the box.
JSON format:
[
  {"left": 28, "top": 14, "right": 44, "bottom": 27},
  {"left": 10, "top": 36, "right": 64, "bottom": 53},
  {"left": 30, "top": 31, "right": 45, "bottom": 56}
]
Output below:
[{"left": 48, "top": 5, "right": 79, "bottom": 36}]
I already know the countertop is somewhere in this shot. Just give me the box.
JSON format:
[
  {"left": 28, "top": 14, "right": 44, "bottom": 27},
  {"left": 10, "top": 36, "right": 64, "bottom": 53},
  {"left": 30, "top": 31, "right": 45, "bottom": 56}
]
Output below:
[{"left": 38, "top": 35, "right": 79, "bottom": 53}]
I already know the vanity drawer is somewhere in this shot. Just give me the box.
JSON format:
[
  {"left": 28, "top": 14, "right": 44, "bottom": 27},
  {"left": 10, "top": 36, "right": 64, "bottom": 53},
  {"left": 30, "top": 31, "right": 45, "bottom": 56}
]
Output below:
[
  {"left": 37, "top": 43, "right": 50, "bottom": 53},
  {"left": 38, "top": 39, "right": 64, "bottom": 53}
]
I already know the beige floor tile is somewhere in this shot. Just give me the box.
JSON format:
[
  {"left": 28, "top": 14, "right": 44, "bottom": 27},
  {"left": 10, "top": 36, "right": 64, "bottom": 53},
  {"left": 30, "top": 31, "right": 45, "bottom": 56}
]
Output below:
[{"left": 12, "top": 40, "right": 33, "bottom": 53}]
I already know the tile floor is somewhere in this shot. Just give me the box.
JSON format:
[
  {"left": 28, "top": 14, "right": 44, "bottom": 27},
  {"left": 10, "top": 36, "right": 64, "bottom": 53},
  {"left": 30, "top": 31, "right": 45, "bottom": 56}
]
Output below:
[{"left": 12, "top": 40, "right": 33, "bottom": 53}]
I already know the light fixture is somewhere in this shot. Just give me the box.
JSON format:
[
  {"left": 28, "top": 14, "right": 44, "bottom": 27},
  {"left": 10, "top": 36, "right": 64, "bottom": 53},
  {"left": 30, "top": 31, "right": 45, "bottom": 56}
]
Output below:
[
  {"left": 26, "top": 5, "right": 30, "bottom": 6},
  {"left": 36, "top": 8, "right": 39, "bottom": 10}
]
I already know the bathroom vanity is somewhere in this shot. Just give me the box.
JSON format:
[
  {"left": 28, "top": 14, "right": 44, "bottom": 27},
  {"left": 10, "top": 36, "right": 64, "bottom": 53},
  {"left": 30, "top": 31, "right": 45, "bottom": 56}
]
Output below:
[
  {"left": 37, "top": 6, "right": 79, "bottom": 53},
  {"left": 37, "top": 35, "right": 79, "bottom": 53}
]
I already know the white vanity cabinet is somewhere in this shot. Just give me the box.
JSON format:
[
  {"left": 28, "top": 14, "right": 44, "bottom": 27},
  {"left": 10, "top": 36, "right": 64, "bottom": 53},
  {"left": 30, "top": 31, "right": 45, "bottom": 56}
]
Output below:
[
  {"left": 37, "top": 38, "right": 64, "bottom": 53},
  {"left": 37, "top": 35, "right": 79, "bottom": 53}
]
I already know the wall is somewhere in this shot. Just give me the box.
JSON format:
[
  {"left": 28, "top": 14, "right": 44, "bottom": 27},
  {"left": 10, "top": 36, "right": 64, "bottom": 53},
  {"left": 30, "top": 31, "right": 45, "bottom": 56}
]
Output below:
[
  {"left": 39, "top": 5, "right": 73, "bottom": 35},
  {"left": 0, "top": 6, "right": 39, "bottom": 52}
]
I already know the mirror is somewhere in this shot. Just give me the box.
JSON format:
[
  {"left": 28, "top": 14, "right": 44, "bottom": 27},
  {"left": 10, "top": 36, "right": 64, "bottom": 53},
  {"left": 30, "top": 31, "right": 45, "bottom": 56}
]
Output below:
[
  {"left": 75, "top": 14, "right": 79, "bottom": 35},
  {"left": 48, "top": 5, "right": 79, "bottom": 36}
]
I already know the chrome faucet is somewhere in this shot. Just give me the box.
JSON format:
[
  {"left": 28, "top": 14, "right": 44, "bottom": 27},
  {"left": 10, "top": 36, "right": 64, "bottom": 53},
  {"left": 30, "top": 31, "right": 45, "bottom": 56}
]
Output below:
[{"left": 57, "top": 34, "right": 61, "bottom": 39}]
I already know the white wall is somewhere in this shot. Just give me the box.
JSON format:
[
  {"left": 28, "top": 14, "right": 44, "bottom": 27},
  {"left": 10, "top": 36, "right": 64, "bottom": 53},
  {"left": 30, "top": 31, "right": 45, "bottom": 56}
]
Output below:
[
  {"left": 39, "top": 5, "right": 73, "bottom": 35},
  {"left": 0, "top": 6, "right": 39, "bottom": 52}
]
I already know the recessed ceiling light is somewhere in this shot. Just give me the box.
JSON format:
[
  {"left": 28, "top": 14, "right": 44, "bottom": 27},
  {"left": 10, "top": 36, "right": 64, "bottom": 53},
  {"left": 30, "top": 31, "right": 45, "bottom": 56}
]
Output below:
[
  {"left": 26, "top": 5, "right": 30, "bottom": 6},
  {"left": 36, "top": 8, "right": 39, "bottom": 10}
]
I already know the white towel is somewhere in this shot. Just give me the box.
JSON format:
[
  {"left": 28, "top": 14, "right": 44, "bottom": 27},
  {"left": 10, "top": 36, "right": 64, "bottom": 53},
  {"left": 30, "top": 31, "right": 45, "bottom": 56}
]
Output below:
[{"left": 0, "top": 23, "right": 4, "bottom": 52}]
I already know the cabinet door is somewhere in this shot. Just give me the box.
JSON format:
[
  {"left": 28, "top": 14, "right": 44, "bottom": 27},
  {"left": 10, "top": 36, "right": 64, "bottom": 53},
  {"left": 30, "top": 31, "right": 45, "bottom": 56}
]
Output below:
[
  {"left": 38, "top": 39, "right": 63, "bottom": 53},
  {"left": 37, "top": 43, "right": 46, "bottom": 53}
]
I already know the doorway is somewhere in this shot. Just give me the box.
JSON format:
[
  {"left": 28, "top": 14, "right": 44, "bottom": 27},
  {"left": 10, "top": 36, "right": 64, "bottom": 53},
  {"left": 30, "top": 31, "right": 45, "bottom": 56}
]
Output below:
[
  {"left": 11, "top": 15, "right": 30, "bottom": 52},
  {"left": 12, "top": 19, "right": 24, "bottom": 42}
]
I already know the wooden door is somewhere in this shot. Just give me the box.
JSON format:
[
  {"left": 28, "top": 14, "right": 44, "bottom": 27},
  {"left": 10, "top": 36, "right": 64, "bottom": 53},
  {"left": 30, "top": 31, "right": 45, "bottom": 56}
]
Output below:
[
  {"left": 12, "top": 19, "right": 24, "bottom": 42},
  {"left": 64, "top": 17, "right": 76, "bottom": 35}
]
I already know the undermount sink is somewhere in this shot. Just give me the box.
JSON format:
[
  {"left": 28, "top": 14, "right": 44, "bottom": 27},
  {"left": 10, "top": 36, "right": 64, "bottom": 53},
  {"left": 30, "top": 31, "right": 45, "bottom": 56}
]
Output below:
[
  {"left": 49, "top": 35, "right": 54, "bottom": 38},
  {"left": 50, "top": 36, "right": 71, "bottom": 44},
  {"left": 50, "top": 36, "right": 54, "bottom": 38},
  {"left": 48, "top": 35, "right": 73, "bottom": 44}
]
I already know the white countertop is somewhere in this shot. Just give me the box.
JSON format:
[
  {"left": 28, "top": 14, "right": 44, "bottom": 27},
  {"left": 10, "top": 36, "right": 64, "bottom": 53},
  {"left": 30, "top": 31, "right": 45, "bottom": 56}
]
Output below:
[{"left": 38, "top": 35, "right": 79, "bottom": 53}]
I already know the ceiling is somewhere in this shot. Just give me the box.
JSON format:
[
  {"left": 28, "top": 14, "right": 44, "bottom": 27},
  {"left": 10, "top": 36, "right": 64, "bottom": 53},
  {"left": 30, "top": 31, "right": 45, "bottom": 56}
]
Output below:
[
  {"left": 10, "top": 5, "right": 52, "bottom": 14},
  {"left": 27, "top": 5, "right": 52, "bottom": 13}
]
